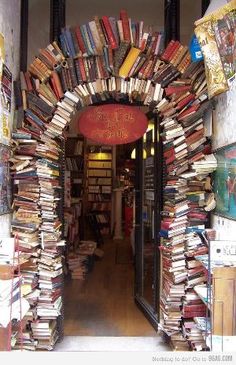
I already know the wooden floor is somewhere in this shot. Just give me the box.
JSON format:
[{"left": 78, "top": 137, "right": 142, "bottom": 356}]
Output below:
[{"left": 63, "top": 238, "right": 157, "bottom": 336}]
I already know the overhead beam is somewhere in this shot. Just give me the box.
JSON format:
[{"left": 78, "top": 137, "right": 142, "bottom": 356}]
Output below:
[
  {"left": 201, "top": 0, "right": 211, "bottom": 16},
  {"left": 20, "top": 0, "right": 29, "bottom": 71},
  {"left": 164, "top": 0, "right": 180, "bottom": 46},
  {"left": 50, "top": 0, "right": 66, "bottom": 43}
]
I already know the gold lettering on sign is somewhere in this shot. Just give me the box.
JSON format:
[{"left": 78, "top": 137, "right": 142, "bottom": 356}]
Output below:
[{"left": 91, "top": 107, "right": 136, "bottom": 142}]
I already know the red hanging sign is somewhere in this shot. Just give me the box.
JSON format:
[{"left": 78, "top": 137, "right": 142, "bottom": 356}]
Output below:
[{"left": 78, "top": 104, "right": 148, "bottom": 145}]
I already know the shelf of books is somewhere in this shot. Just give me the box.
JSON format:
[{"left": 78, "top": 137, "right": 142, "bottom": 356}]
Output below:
[
  {"left": 86, "top": 146, "right": 112, "bottom": 236},
  {"left": 64, "top": 134, "right": 85, "bottom": 257}
]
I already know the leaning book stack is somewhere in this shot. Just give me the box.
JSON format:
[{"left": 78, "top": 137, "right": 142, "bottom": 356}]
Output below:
[
  {"left": 11, "top": 88, "right": 66, "bottom": 350},
  {"left": 158, "top": 59, "right": 217, "bottom": 351}
]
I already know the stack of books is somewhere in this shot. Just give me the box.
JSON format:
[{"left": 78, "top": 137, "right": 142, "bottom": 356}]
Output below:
[
  {"left": 67, "top": 241, "right": 97, "bottom": 280},
  {"left": 67, "top": 253, "right": 87, "bottom": 280},
  {"left": 30, "top": 320, "right": 59, "bottom": 351},
  {"left": 159, "top": 57, "right": 217, "bottom": 350}
]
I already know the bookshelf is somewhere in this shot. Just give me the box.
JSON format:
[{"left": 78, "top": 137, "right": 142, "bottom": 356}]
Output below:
[
  {"left": 86, "top": 146, "right": 113, "bottom": 237},
  {"left": 64, "top": 134, "right": 85, "bottom": 253}
]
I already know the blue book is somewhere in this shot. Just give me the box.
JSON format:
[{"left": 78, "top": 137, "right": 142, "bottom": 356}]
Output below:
[
  {"left": 25, "top": 109, "right": 45, "bottom": 128},
  {"left": 186, "top": 226, "right": 204, "bottom": 234},
  {"left": 80, "top": 25, "right": 93, "bottom": 56},
  {"left": 86, "top": 23, "right": 97, "bottom": 55},
  {"left": 159, "top": 229, "right": 168, "bottom": 238},
  {"left": 103, "top": 47, "right": 111, "bottom": 74},
  {"left": 64, "top": 28, "right": 76, "bottom": 58},
  {"left": 59, "top": 33, "right": 70, "bottom": 57}
]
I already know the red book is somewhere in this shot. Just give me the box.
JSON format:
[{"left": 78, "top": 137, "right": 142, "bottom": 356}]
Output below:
[
  {"left": 189, "top": 151, "right": 205, "bottom": 163},
  {"left": 183, "top": 311, "right": 206, "bottom": 318},
  {"left": 50, "top": 71, "right": 63, "bottom": 99},
  {"left": 75, "top": 26, "right": 87, "bottom": 55},
  {"left": 177, "top": 104, "right": 200, "bottom": 121},
  {"left": 186, "top": 129, "right": 204, "bottom": 145},
  {"left": 24, "top": 72, "right": 34, "bottom": 91},
  {"left": 177, "top": 93, "right": 196, "bottom": 110},
  {"left": 78, "top": 58, "right": 87, "bottom": 82},
  {"left": 168, "top": 41, "right": 182, "bottom": 62},
  {"left": 120, "top": 9, "right": 131, "bottom": 43},
  {"left": 164, "top": 146, "right": 175, "bottom": 159},
  {"left": 183, "top": 304, "right": 206, "bottom": 312},
  {"left": 165, "top": 85, "right": 192, "bottom": 97},
  {"left": 161, "top": 40, "right": 175, "bottom": 61},
  {"left": 101, "top": 16, "right": 118, "bottom": 49},
  {"left": 166, "top": 154, "right": 176, "bottom": 165}
]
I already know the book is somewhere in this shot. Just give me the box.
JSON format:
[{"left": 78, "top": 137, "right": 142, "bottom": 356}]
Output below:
[{"left": 119, "top": 47, "right": 141, "bottom": 78}]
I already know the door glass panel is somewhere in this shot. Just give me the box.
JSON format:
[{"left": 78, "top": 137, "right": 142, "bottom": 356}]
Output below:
[{"left": 142, "top": 125, "right": 155, "bottom": 307}]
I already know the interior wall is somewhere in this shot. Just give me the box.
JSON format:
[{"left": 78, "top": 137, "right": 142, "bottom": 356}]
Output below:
[
  {"left": 28, "top": 0, "right": 50, "bottom": 65},
  {"left": 180, "top": 0, "right": 202, "bottom": 44},
  {"left": 0, "top": 0, "right": 21, "bottom": 238},
  {"left": 66, "top": 0, "right": 164, "bottom": 31}
]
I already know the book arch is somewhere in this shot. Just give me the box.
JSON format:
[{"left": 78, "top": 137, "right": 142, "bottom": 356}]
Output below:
[{"left": 12, "top": 10, "right": 213, "bottom": 351}]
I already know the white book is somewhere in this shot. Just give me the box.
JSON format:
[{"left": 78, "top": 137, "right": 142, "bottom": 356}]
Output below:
[
  {"left": 144, "top": 79, "right": 151, "bottom": 95},
  {"left": 153, "top": 83, "right": 162, "bottom": 101},
  {"left": 117, "top": 20, "right": 124, "bottom": 42},
  {"left": 88, "top": 20, "right": 103, "bottom": 54},
  {"left": 138, "top": 21, "right": 144, "bottom": 48},
  {"left": 64, "top": 91, "right": 79, "bottom": 104}
]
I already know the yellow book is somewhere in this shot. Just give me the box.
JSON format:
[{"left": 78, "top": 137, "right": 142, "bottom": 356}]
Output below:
[{"left": 119, "top": 47, "right": 141, "bottom": 78}]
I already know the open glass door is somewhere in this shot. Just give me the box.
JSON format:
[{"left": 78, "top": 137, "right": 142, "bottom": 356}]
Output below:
[{"left": 134, "top": 112, "right": 162, "bottom": 329}]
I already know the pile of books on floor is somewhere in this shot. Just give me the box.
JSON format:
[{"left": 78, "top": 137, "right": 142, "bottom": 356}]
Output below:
[
  {"left": 67, "top": 241, "right": 97, "bottom": 280},
  {"left": 159, "top": 59, "right": 218, "bottom": 351}
]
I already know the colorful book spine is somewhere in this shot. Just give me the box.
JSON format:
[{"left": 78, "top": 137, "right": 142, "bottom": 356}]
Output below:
[
  {"left": 101, "top": 16, "right": 118, "bottom": 49},
  {"left": 120, "top": 9, "right": 131, "bottom": 43},
  {"left": 119, "top": 46, "right": 141, "bottom": 78},
  {"left": 75, "top": 26, "right": 87, "bottom": 56},
  {"left": 80, "top": 24, "right": 94, "bottom": 56}
]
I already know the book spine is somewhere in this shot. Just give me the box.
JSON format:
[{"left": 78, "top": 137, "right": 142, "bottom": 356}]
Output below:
[
  {"left": 50, "top": 71, "right": 64, "bottom": 99},
  {"left": 109, "top": 17, "right": 120, "bottom": 47},
  {"left": 70, "top": 27, "right": 81, "bottom": 57},
  {"left": 120, "top": 9, "right": 131, "bottom": 43},
  {"left": 81, "top": 24, "right": 94, "bottom": 56},
  {"left": 59, "top": 32, "right": 70, "bottom": 57},
  {"left": 67, "top": 58, "right": 78, "bottom": 88},
  {"left": 65, "top": 28, "right": 76, "bottom": 58},
  {"left": 117, "top": 20, "right": 124, "bottom": 42},
  {"left": 167, "top": 41, "right": 181, "bottom": 62},
  {"left": 75, "top": 26, "right": 87, "bottom": 56},
  {"left": 119, "top": 47, "right": 141, "bottom": 78},
  {"left": 94, "top": 16, "right": 107, "bottom": 47},
  {"left": 88, "top": 20, "right": 103, "bottom": 55},
  {"left": 161, "top": 39, "right": 175, "bottom": 61},
  {"left": 58, "top": 67, "right": 68, "bottom": 92},
  {"left": 101, "top": 16, "right": 118, "bottom": 49},
  {"left": 86, "top": 23, "right": 97, "bottom": 55}
]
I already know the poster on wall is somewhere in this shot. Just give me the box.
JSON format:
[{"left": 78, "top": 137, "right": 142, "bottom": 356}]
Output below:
[
  {"left": 214, "top": 143, "right": 236, "bottom": 220},
  {"left": 213, "top": 6, "right": 236, "bottom": 81},
  {"left": 0, "top": 144, "right": 11, "bottom": 215},
  {"left": 0, "top": 63, "right": 12, "bottom": 145}
]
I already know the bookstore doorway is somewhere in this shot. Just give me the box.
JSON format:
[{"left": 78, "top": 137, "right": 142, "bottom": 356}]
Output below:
[{"left": 61, "top": 107, "right": 161, "bottom": 344}]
